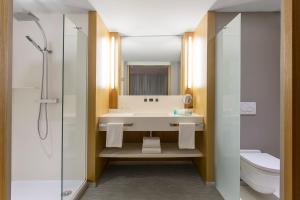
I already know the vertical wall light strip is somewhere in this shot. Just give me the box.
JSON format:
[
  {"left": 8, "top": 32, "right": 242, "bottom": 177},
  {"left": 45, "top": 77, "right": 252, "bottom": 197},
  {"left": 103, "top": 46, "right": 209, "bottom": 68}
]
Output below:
[
  {"left": 187, "top": 35, "right": 193, "bottom": 89},
  {"left": 110, "top": 36, "right": 115, "bottom": 89}
]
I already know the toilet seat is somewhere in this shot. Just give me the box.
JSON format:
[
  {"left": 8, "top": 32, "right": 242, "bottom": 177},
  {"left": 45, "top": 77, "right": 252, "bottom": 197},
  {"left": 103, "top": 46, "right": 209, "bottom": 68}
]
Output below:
[
  {"left": 240, "top": 152, "right": 280, "bottom": 173},
  {"left": 240, "top": 150, "right": 280, "bottom": 198}
]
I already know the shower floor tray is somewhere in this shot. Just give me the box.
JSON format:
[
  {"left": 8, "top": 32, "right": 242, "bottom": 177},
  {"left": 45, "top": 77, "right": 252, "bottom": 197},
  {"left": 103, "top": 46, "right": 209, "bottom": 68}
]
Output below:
[{"left": 11, "top": 180, "right": 85, "bottom": 200}]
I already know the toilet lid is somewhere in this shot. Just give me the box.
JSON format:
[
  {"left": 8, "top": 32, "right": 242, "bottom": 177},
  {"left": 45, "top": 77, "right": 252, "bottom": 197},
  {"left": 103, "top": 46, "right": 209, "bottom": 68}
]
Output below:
[{"left": 240, "top": 152, "right": 280, "bottom": 173}]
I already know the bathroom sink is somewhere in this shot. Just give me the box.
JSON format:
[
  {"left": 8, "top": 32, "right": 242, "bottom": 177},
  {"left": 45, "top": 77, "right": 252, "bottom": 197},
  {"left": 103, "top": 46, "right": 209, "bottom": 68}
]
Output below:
[
  {"left": 101, "top": 112, "right": 200, "bottom": 118},
  {"left": 99, "top": 112, "right": 204, "bottom": 131},
  {"left": 101, "top": 112, "right": 134, "bottom": 117}
]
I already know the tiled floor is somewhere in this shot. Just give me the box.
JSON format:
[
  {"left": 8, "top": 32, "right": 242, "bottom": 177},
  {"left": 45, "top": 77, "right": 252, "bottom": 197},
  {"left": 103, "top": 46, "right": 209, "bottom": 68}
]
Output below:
[
  {"left": 81, "top": 164, "right": 224, "bottom": 200},
  {"left": 81, "top": 164, "right": 281, "bottom": 200},
  {"left": 240, "top": 185, "right": 279, "bottom": 200}
]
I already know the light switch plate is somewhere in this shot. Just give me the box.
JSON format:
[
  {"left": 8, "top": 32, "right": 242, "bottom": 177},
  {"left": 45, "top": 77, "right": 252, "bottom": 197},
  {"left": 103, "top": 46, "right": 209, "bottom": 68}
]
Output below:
[{"left": 240, "top": 102, "right": 256, "bottom": 115}]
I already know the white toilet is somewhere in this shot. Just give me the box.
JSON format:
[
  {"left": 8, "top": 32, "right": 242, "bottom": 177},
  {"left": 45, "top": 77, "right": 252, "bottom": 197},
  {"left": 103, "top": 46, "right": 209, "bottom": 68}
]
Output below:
[{"left": 240, "top": 149, "right": 280, "bottom": 198}]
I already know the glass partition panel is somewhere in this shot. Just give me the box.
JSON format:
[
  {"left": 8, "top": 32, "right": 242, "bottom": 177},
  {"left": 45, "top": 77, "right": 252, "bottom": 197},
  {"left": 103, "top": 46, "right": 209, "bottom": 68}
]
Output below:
[
  {"left": 215, "top": 14, "right": 241, "bottom": 200},
  {"left": 62, "top": 15, "right": 87, "bottom": 200}
]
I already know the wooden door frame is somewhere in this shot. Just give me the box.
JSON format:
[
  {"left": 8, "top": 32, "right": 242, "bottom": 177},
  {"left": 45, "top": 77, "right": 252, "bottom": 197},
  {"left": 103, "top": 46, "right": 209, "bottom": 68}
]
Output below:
[
  {"left": 281, "top": 0, "right": 299, "bottom": 199},
  {"left": 0, "top": 0, "right": 12, "bottom": 199}
]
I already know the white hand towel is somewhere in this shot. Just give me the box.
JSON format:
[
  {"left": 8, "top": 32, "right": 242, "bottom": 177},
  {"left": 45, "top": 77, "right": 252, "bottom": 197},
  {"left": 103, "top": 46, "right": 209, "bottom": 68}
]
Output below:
[
  {"left": 106, "top": 123, "right": 123, "bottom": 148},
  {"left": 143, "top": 137, "right": 161, "bottom": 148},
  {"left": 178, "top": 123, "right": 195, "bottom": 149}
]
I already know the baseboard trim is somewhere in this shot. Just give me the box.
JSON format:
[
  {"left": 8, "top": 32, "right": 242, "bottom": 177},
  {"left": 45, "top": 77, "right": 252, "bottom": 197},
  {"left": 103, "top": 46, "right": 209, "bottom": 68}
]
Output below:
[
  {"left": 206, "top": 181, "right": 215, "bottom": 186},
  {"left": 88, "top": 180, "right": 98, "bottom": 188}
]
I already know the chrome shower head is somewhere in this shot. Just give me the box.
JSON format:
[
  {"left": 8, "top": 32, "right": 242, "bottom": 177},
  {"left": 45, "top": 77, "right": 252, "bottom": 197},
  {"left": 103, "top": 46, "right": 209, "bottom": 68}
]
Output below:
[
  {"left": 14, "top": 12, "right": 39, "bottom": 22},
  {"left": 26, "top": 36, "right": 43, "bottom": 52},
  {"left": 14, "top": 12, "right": 48, "bottom": 50}
]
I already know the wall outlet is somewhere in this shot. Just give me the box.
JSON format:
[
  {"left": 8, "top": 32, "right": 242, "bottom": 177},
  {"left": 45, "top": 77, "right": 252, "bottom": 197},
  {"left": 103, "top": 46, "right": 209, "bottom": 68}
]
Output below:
[{"left": 240, "top": 102, "right": 256, "bottom": 115}]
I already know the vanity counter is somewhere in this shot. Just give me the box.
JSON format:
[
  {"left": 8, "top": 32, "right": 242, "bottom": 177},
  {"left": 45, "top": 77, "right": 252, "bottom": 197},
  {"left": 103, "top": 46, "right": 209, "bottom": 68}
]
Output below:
[{"left": 98, "top": 112, "right": 204, "bottom": 131}]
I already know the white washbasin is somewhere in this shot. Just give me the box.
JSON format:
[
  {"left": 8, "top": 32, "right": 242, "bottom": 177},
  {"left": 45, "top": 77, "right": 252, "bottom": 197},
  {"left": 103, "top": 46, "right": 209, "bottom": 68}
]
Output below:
[
  {"left": 101, "top": 112, "right": 134, "bottom": 117},
  {"left": 101, "top": 112, "right": 171, "bottom": 117},
  {"left": 100, "top": 112, "right": 200, "bottom": 118},
  {"left": 133, "top": 113, "right": 172, "bottom": 117}
]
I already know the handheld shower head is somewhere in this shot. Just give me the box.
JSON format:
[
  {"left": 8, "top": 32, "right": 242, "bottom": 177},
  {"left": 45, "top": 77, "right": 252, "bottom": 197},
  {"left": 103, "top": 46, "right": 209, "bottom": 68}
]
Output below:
[
  {"left": 26, "top": 36, "right": 43, "bottom": 52},
  {"left": 14, "top": 12, "right": 39, "bottom": 22},
  {"left": 14, "top": 11, "right": 48, "bottom": 50}
]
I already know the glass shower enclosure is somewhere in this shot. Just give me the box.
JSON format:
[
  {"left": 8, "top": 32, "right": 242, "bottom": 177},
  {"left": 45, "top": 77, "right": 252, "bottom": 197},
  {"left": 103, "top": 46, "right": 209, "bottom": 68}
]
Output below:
[
  {"left": 11, "top": 11, "right": 88, "bottom": 200},
  {"left": 62, "top": 15, "right": 88, "bottom": 199}
]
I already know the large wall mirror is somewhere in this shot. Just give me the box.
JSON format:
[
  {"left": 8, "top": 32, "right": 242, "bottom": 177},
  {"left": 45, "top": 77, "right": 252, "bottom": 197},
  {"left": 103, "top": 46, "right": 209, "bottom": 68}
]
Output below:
[{"left": 120, "top": 36, "right": 182, "bottom": 95}]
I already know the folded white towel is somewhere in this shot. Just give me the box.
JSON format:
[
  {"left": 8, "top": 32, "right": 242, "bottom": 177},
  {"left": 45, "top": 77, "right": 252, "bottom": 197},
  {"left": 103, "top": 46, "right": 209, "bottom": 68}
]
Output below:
[
  {"left": 106, "top": 123, "right": 123, "bottom": 148},
  {"left": 178, "top": 123, "right": 195, "bottom": 149},
  {"left": 142, "top": 147, "right": 161, "bottom": 154},
  {"left": 143, "top": 137, "right": 161, "bottom": 148}
]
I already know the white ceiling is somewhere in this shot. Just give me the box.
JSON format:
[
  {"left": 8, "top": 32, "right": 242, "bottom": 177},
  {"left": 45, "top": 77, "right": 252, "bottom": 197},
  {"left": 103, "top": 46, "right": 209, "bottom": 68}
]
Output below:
[
  {"left": 89, "top": 0, "right": 280, "bottom": 62},
  {"left": 88, "top": 0, "right": 217, "bottom": 36},
  {"left": 122, "top": 36, "right": 181, "bottom": 62},
  {"left": 14, "top": 0, "right": 281, "bottom": 23},
  {"left": 14, "top": 0, "right": 93, "bottom": 13},
  {"left": 211, "top": 0, "right": 281, "bottom": 12}
]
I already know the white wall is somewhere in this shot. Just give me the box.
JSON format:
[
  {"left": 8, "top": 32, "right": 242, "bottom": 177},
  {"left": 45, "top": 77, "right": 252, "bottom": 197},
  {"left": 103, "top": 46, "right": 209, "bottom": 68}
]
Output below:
[
  {"left": 12, "top": 14, "right": 63, "bottom": 180},
  {"left": 118, "top": 95, "right": 184, "bottom": 113}
]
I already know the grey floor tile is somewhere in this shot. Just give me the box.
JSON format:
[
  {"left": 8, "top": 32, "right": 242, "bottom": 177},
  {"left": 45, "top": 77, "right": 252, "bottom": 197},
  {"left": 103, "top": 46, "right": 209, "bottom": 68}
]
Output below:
[{"left": 81, "top": 164, "right": 224, "bottom": 200}]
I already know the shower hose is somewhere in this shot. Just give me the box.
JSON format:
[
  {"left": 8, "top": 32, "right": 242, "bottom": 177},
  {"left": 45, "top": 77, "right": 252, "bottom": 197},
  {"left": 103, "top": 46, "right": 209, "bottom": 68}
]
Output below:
[{"left": 37, "top": 49, "right": 49, "bottom": 140}]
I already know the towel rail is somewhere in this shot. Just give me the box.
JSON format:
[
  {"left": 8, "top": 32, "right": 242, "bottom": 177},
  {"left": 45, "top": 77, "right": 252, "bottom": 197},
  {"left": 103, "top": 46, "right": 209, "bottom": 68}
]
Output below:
[
  {"left": 98, "top": 122, "right": 204, "bottom": 131},
  {"left": 99, "top": 123, "right": 133, "bottom": 129},
  {"left": 169, "top": 122, "right": 203, "bottom": 127}
]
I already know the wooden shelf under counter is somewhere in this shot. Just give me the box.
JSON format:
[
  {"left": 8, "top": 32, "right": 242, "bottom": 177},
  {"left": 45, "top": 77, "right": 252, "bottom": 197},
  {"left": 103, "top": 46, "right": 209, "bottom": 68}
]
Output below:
[{"left": 99, "top": 143, "right": 203, "bottom": 158}]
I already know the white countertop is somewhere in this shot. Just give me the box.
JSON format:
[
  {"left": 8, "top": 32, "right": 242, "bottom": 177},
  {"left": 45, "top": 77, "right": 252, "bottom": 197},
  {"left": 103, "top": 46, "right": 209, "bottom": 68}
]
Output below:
[
  {"left": 98, "top": 112, "right": 204, "bottom": 131},
  {"left": 99, "top": 112, "right": 203, "bottom": 118}
]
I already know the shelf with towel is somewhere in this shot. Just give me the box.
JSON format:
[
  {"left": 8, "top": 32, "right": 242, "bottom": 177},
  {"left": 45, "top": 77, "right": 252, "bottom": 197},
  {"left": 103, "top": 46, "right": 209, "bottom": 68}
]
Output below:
[{"left": 99, "top": 143, "right": 203, "bottom": 158}]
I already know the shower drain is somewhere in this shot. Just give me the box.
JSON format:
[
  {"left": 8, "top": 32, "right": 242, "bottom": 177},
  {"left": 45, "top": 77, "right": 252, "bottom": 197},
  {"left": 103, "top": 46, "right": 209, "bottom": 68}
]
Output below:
[{"left": 62, "top": 190, "right": 72, "bottom": 197}]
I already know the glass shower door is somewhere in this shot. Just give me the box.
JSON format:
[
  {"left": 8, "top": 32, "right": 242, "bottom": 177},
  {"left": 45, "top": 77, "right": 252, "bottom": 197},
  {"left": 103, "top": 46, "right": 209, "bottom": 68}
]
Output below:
[
  {"left": 62, "top": 15, "right": 88, "bottom": 200},
  {"left": 215, "top": 14, "right": 241, "bottom": 200}
]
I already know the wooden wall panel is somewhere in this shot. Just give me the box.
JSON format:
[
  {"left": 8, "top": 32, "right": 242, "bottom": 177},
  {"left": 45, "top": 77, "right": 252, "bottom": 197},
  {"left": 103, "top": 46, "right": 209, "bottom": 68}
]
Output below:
[
  {"left": 87, "top": 11, "right": 97, "bottom": 183},
  {"left": 282, "top": 0, "right": 292, "bottom": 198},
  {"left": 87, "top": 11, "right": 96, "bottom": 182},
  {"left": 292, "top": 0, "right": 300, "bottom": 197},
  {"left": 192, "top": 12, "right": 215, "bottom": 183},
  {"left": 0, "top": 0, "right": 12, "bottom": 199},
  {"left": 87, "top": 11, "right": 110, "bottom": 183},
  {"left": 282, "top": 0, "right": 300, "bottom": 199},
  {"left": 205, "top": 12, "right": 216, "bottom": 183}
]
